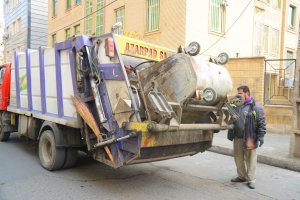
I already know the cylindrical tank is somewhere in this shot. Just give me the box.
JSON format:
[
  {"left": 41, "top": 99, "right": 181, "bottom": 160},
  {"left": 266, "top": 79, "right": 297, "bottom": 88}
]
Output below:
[
  {"left": 138, "top": 54, "right": 232, "bottom": 106},
  {"left": 190, "top": 55, "right": 233, "bottom": 105}
]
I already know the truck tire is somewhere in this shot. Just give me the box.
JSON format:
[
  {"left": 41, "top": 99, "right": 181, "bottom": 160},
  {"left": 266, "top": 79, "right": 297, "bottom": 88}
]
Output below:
[
  {"left": 0, "top": 113, "right": 10, "bottom": 142},
  {"left": 63, "top": 148, "right": 78, "bottom": 169},
  {"left": 39, "top": 130, "right": 66, "bottom": 171},
  {"left": 0, "top": 131, "right": 10, "bottom": 142}
]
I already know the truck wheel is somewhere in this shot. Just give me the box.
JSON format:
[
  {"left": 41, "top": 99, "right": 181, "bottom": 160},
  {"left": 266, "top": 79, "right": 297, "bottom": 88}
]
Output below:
[
  {"left": 63, "top": 148, "right": 78, "bottom": 169},
  {"left": 39, "top": 130, "right": 66, "bottom": 171},
  {"left": 0, "top": 131, "right": 10, "bottom": 142},
  {"left": 0, "top": 113, "right": 10, "bottom": 141}
]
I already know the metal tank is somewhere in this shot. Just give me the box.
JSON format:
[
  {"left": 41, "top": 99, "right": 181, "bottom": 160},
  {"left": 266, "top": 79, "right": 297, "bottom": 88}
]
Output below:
[
  {"left": 138, "top": 53, "right": 232, "bottom": 106},
  {"left": 190, "top": 55, "right": 233, "bottom": 106}
]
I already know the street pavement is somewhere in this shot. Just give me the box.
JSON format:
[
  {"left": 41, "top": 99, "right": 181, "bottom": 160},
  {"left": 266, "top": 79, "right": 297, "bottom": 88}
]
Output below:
[
  {"left": 210, "top": 131, "right": 300, "bottom": 172},
  {"left": 0, "top": 133, "right": 300, "bottom": 200}
]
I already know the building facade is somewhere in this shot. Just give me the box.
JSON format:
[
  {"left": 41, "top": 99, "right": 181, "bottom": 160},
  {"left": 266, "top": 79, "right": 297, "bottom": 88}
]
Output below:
[
  {"left": 47, "top": 0, "right": 300, "bottom": 133},
  {"left": 3, "top": 0, "right": 48, "bottom": 62},
  {"left": 48, "top": 0, "right": 300, "bottom": 58},
  {"left": 47, "top": 0, "right": 185, "bottom": 49},
  {"left": 0, "top": 1, "right": 4, "bottom": 63}
]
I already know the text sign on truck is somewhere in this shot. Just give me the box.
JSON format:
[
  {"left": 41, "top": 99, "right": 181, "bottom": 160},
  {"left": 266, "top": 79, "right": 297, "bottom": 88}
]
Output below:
[{"left": 114, "top": 35, "right": 174, "bottom": 61}]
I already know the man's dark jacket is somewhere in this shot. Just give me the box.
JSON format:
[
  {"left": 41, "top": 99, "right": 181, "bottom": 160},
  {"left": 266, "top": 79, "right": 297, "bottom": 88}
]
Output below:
[{"left": 228, "top": 98, "right": 266, "bottom": 143}]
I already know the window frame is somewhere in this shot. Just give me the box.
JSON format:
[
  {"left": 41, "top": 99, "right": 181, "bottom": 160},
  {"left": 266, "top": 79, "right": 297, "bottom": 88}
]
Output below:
[
  {"left": 114, "top": 6, "right": 125, "bottom": 32},
  {"left": 284, "top": 50, "right": 295, "bottom": 87},
  {"left": 52, "top": 34, "right": 56, "bottom": 47},
  {"left": 146, "top": 0, "right": 160, "bottom": 33},
  {"left": 271, "top": 0, "right": 281, "bottom": 10},
  {"left": 85, "top": 0, "right": 93, "bottom": 35},
  {"left": 74, "top": 24, "right": 80, "bottom": 36},
  {"left": 53, "top": 0, "right": 58, "bottom": 17},
  {"left": 65, "top": 28, "right": 71, "bottom": 39},
  {"left": 270, "top": 28, "right": 279, "bottom": 56},
  {"left": 209, "top": 0, "right": 226, "bottom": 35},
  {"left": 262, "top": 25, "right": 269, "bottom": 54},
  {"left": 96, "top": 0, "right": 105, "bottom": 35},
  {"left": 287, "top": 4, "right": 296, "bottom": 30},
  {"left": 16, "top": 18, "right": 21, "bottom": 33},
  {"left": 66, "top": 0, "right": 72, "bottom": 10}
]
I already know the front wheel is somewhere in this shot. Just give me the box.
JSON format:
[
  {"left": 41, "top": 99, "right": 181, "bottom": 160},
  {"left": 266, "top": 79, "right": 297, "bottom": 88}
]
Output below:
[
  {"left": 38, "top": 130, "right": 66, "bottom": 171},
  {"left": 0, "top": 112, "right": 10, "bottom": 142},
  {"left": 0, "top": 131, "right": 10, "bottom": 141}
]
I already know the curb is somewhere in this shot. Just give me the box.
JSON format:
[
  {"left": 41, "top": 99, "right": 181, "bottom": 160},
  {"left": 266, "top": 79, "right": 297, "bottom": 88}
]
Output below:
[{"left": 209, "top": 146, "right": 300, "bottom": 173}]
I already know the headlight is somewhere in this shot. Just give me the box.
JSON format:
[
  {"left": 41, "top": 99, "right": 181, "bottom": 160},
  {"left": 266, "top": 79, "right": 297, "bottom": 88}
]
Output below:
[{"left": 202, "top": 88, "right": 217, "bottom": 103}]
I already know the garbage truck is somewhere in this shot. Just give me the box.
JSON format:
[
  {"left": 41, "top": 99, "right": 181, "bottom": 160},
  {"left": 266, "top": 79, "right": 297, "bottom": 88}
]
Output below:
[{"left": 0, "top": 33, "right": 233, "bottom": 170}]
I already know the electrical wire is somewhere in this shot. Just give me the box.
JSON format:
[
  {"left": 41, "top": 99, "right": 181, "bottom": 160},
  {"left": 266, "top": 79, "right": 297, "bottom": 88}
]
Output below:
[{"left": 200, "top": 0, "right": 253, "bottom": 55}]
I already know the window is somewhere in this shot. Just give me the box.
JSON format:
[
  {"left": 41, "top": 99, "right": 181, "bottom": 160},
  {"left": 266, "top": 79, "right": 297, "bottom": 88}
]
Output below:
[
  {"left": 271, "top": 0, "right": 281, "bottom": 9},
  {"left": 66, "top": 0, "right": 72, "bottom": 10},
  {"left": 65, "top": 28, "right": 71, "bottom": 39},
  {"left": 53, "top": 0, "right": 58, "bottom": 17},
  {"left": 262, "top": 25, "right": 269, "bottom": 53},
  {"left": 74, "top": 24, "right": 80, "bottom": 35},
  {"left": 114, "top": 6, "right": 125, "bottom": 33},
  {"left": 270, "top": 29, "right": 279, "bottom": 56},
  {"left": 52, "top": 34, "right": 56, "bottom": 47},
  {"left": 288, "top": 4, "right": 296, "bottom": 30},
  {"left": 147, "top": 0, "right": 160, "bottom": 32},
  {"left": 210, "top": 0, "right": 226, "bottom": 34},
  {"left": 96, "top": 0, "right": 104, "bottom": 35},
  {"left": 85, "top": 0, "right": 92, "bottom": 35},
  {"left": 285, "top": 51, "right": 294, "bottom": 87},
  {"left": 12, "top": 22, "right": 16, "bottom": 35},
  {"left": 16, "top": 18, "right": 21, "bottom": 33},
  {"left": 75, "top": 0, "right": 81, "bottom": 4}
]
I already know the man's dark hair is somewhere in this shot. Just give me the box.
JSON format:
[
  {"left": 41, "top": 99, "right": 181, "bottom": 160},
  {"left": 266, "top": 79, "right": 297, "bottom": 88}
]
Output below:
[{"left": 237, "top": 85, "right": 250, "bottom": 94}]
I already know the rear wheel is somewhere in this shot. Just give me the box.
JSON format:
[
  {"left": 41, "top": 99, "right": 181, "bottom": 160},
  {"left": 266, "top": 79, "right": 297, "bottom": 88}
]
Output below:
[
  {"left": 38, "top": 130, "right": 65, "bottom": 171},
  {"left": 63, "top": 148, "right": 78, "bottom": 169}
]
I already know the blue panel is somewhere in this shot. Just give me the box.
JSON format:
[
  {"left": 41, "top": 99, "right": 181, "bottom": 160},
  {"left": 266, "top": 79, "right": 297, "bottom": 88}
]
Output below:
[{"left": 99, "top": 64, "right": 125, "bottom": 80}]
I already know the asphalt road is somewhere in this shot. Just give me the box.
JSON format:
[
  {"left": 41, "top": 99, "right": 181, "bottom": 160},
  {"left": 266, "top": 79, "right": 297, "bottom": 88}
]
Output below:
[{"left": 1, "top": 133, "right": 300, "bottom": 200}]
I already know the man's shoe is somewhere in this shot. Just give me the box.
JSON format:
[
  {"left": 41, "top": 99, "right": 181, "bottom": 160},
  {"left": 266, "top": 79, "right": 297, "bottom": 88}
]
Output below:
[
  {"left": 247, "top": 182, "right": 255, "bottom": 189},
  {"left": 231, "top": 177, "right": 246, "bottom": 182}
]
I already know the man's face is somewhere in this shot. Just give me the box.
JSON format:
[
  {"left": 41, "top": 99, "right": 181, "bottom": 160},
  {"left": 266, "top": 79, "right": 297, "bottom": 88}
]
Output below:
[{"left": 238, "top": 89, "right": 249, "bottom": 99}]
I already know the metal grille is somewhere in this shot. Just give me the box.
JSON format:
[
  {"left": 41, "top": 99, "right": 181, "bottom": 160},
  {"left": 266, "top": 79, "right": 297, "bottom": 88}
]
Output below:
[{"left": 264, "top": 59, "right": 296, "bottom": 105}]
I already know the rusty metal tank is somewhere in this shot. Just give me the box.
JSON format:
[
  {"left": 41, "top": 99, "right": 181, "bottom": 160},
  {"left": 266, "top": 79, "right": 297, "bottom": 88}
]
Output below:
[{"left": 138, "top": 53, "right": 233, "bottom": 106}]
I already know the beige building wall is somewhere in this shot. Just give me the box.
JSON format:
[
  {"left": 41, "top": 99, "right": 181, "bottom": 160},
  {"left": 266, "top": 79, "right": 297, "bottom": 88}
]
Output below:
[
  {"left": 225, "top": 57, "right": 265, "bottom": 105},
  {"left": 104, "top": 0, "right": 185, "bottom": 50},
  {"left": 225, "top": 57, "right": 293, "bottom": 134},
  {"left": 48, "top": 1, "right": 85, "bottom": 46},
  {"left": 48, "top": 0, "right": 186, "bottom": 50}
]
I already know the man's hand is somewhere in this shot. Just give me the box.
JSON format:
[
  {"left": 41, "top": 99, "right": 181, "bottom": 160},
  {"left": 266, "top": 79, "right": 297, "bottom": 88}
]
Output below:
[{"left": 257, "top": 136, "right": 264, "bottom": 147}]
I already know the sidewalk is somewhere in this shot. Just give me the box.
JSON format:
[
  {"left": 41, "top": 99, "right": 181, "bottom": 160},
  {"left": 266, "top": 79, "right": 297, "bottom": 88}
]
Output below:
[{"left": 209, "top": 131, "right": 300, "bottom": 172}]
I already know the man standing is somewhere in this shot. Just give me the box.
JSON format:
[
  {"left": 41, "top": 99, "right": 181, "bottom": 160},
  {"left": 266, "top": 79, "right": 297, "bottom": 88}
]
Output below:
[{"left": 228, "top": 86, "right": 266, "bottom": 189}]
